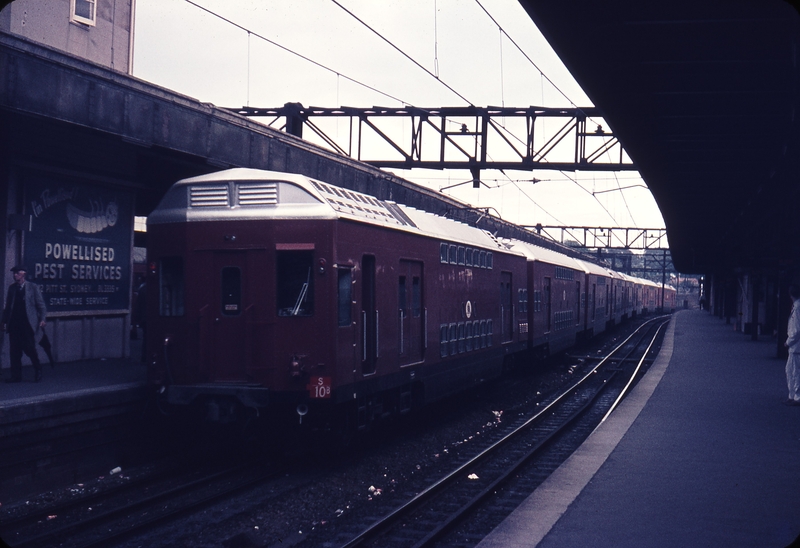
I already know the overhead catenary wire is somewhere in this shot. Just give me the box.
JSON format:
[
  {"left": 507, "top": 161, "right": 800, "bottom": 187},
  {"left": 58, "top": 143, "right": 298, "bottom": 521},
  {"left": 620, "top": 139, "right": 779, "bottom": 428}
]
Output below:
[
  {"left": 329, "top": 0, "right": 475, "bottom": 106},
  {"left": 177, "top": 0, "right": 656, "bottom": 229},
  {"left": 183, "top": 0, "right": 409, "bottom": 106}
]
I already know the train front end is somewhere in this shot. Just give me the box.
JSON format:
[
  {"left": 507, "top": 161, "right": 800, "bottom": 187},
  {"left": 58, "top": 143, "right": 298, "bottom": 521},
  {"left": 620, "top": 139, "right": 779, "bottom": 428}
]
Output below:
[{"left": 145, "top": 168, "right": 339, "bottom": 426}]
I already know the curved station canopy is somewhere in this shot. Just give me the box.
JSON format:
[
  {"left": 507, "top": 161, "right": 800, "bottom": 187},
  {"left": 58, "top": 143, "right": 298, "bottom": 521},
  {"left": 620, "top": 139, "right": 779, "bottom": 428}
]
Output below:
[{"left": 520, "top": 0, "right": 800, "bottom": 274}]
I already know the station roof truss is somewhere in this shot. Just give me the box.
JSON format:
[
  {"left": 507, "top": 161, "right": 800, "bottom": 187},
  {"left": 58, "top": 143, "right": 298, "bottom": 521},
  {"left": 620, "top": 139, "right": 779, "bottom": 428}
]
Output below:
[{"left": 226, "top": 105, "right": 635, "bottom": 174}]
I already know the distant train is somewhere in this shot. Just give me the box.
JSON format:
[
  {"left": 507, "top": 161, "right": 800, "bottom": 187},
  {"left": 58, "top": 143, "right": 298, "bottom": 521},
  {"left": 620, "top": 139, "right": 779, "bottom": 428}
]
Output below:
[{"left": 145, "top": 168, "right": 675, "bottom": 428}]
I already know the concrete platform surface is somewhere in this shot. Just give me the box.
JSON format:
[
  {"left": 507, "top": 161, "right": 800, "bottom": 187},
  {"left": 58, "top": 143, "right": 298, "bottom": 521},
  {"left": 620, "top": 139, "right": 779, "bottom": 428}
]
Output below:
[
  {"left": 0, "top": 355, "right": 146, "bottom": 419},
  {"left": 478, "top": 309, "right": 800, "bottom": 548}
]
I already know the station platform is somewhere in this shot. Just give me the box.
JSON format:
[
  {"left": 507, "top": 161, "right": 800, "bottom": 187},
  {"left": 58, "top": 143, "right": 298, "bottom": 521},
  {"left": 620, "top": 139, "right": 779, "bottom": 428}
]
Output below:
[
  {"left": 0, "top": 349, "right": 147, "bottom": 422},
  {"left": 478, "top": 309, "right": 800, "bottom": 548}
]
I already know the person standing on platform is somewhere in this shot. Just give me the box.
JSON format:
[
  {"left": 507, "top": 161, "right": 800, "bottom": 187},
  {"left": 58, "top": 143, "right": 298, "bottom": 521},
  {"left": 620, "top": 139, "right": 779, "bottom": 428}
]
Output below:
[
  {"left": 784, "top": 284, "right": 800, "bottom": 406},
  {"left": 1, "top": 266, "right": 47, "bottom": 383}
]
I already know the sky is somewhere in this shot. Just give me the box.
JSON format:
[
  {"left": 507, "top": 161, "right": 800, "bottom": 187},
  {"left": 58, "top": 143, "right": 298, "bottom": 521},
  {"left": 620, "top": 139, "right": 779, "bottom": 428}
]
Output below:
[{"left": 132, "top": 0, "right": 667, "bottom": 232}]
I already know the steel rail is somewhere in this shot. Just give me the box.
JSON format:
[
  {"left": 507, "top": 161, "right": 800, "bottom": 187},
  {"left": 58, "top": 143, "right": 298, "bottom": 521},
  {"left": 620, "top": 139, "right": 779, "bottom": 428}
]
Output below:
[{"left": 340, "top": 316, "right": 670, "bottom": 547}]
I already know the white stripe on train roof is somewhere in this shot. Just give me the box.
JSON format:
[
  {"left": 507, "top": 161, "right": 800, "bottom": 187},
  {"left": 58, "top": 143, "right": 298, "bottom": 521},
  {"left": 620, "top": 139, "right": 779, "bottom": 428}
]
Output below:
[{"left": 147, "top": 168, "right": 514, "bottom": 253}]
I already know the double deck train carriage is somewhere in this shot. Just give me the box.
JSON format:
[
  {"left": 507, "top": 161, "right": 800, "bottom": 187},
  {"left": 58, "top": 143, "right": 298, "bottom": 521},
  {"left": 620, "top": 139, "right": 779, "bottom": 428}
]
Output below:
[
  {"left": 573, "top": 258, "right": 612, "bottom": 339},
  {"left": 661, "top": 284, "right": 677, "bottom": 311},
  {"left": 508, "top": 240, "right": 583, "bottom": 357},
  {"left": 145, "top": 168, "right": 528, "bottom": 426}
]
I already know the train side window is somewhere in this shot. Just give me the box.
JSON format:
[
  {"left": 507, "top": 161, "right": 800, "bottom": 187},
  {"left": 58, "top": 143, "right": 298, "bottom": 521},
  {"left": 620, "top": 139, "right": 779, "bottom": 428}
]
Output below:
[
  {"left": 412, "top": 277, "right": 421, "bottom": 318},
  {"left": 518, "top": 288, "right": 528, "bottom": 313},
  {"left": 449, "top": 323, "right": 457, "bottom": 355},
  {"left": 486, "top": 319, "right": 493, "bottom": 347},
  {"left": 449, "top": 245, "right": 457, "bottom": 264},
  {"left": 338, "top": 267, "right": 352, "bottom": 327},
  {"left": 465, "top": 322, "right": 473, "bottom": 352},
  {"left": 158, "top": 257, "right": 185, "bottom": 317},
  {"left": 458, "top": 323, "right": 465, "bottom": 353},
  {"left": 440, "top": 243, "right": 449, "bottom": 263},
  {"left": 440, "top": 325, "right": 449, "bottom": 357},
  {"left": 480, "top": 320, "right": 486, "bottom": 348},
  {"left": 487, "top": 252, "right": 493, "bottom": 269},
  {"left": 479, "top": 251, "right": 486, "bottom": 268},
  {"left": 458, "top": 246, "right": 465, "bottom": 265},
  {"left": 465, "top": 248, "right": 473, "bottom": 266},
  {"left": 398, "top": 276, "right": 407, "bottom": 317},
  {"left": 277, "top": 250, "right": 314, "bottom": 316},
  {"left": 220, "top": 267, "right": 241, "bottom": 316}
]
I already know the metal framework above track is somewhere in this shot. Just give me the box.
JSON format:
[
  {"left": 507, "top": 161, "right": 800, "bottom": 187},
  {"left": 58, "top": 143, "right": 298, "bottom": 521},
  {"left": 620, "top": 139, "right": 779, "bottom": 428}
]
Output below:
[
  {"left": 225, "top": 104, "right": 636, "bottom": 173},
  {"left": 528, "top": 226, "right": 669, "bottom": 250}
]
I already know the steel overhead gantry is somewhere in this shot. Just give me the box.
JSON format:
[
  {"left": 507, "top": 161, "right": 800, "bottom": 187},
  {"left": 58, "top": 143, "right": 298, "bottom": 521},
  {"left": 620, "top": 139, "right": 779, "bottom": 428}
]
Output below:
[
  {"left": 531, "top": 225, "right": 675, "bottom": 301},
  {"left": 529, "top": 226, "right": 669, "bottom": 250},
  {"left": 226, "top": 104, "right": 636, "bottom": 185}
]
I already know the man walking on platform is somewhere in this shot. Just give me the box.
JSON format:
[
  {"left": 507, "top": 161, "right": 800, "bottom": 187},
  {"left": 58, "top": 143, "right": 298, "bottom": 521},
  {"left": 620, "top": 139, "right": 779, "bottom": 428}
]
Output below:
[
  {"left": 1, "top": 266, "right": 47, "bottom": 382},
  {"left": 785, "top": 284, "right": 800, "bottom": 405}
]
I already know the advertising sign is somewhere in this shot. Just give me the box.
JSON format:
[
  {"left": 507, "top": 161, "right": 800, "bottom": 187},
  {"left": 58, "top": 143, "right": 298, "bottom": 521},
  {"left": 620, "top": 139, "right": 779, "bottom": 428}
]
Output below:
[{"left": 24, "top": 175, "right": 133, "bottom": 315}]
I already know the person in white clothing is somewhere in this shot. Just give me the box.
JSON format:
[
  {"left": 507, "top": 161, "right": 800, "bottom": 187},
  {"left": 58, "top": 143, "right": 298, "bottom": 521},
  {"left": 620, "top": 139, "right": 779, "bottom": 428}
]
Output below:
[{"left": 784, "top": 284, "right": 800, "bottom": 406}]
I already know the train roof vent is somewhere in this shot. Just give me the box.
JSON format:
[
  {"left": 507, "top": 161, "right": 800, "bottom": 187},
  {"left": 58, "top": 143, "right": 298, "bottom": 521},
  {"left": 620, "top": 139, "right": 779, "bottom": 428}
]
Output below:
[
  {"left": 190, "top": 184, "right": 229, "bottom": 207},
  {"left": 237, "top": 182, "right": 278, "bottom": 206}
]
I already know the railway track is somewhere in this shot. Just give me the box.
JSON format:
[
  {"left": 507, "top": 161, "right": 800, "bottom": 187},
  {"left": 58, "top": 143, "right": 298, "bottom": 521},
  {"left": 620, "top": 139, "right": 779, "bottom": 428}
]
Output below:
[
  {"left": 314, "top": 316, "right": 670, "bottom": 548},
  {"left": 0, "top": 455, "right": 286, "bottom": 548},
  {"left": 0, "top": 389, "right": 155, "bottom": 502},
  {"left": 0, "top": 316, "right": 670, "bottom": 548}
]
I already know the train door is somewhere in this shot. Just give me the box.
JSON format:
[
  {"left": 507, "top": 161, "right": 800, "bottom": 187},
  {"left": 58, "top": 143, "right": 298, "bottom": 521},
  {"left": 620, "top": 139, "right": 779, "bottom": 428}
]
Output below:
[
  {"left": 544, "top": 277, "right": 552, "bottom": 332},
  {"left": 361, "top": 255, "right": 377, "bottom": 375},
  {"left": 212, "top": 251, "right": 249, "bottom": 381},
  {"left": 399, "top": 260, "right": 424, "bottom": 365},
  {"left": 501, "top": 272, "right": 513, "bottom": 342},
  {"left": 576, "top": 281, "right": 581, "bottom": 326},
  {"left": 337, "top": 264, "right": 356, "bottom": 375}
]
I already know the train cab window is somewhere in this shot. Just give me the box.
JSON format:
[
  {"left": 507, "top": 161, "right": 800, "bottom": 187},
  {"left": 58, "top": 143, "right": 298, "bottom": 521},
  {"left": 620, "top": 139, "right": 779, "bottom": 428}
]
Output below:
[
  {"left": 220, "top": 267, "right": 241, "bottom": 316},
  {"left": 277, "top": 250, "right": 314, "bottom": 316},
  {"left": 338, "top": 268, "right": 352, "bottom": 326},
  {"left": 158, "top": 257, "right": 185, "bottom": 317}
]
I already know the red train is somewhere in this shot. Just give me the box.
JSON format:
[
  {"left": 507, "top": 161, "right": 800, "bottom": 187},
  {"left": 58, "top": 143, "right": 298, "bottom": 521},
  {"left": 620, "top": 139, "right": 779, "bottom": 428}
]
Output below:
[{"left": 145, "top": 168, "right": 675, "bottom": 428}]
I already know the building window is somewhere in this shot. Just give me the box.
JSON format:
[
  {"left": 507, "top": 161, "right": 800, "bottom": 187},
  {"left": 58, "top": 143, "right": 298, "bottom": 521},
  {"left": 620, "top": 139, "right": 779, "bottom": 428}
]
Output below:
[{"left": 71, "top": 0, "right": 97, "bottom": 26}]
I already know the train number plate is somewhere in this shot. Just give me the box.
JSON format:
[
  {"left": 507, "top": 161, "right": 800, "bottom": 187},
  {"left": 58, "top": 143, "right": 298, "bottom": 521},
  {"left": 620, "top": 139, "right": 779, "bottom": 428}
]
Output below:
[{"left": 307, "top": 377, "right": 331, "bottom": 399}]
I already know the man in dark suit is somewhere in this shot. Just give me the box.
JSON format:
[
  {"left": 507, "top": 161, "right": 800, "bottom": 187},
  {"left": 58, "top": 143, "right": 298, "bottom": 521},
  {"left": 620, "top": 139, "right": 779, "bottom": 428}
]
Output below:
[{"left": 1, "top": 265, "right": 47, "bottom": 382}]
